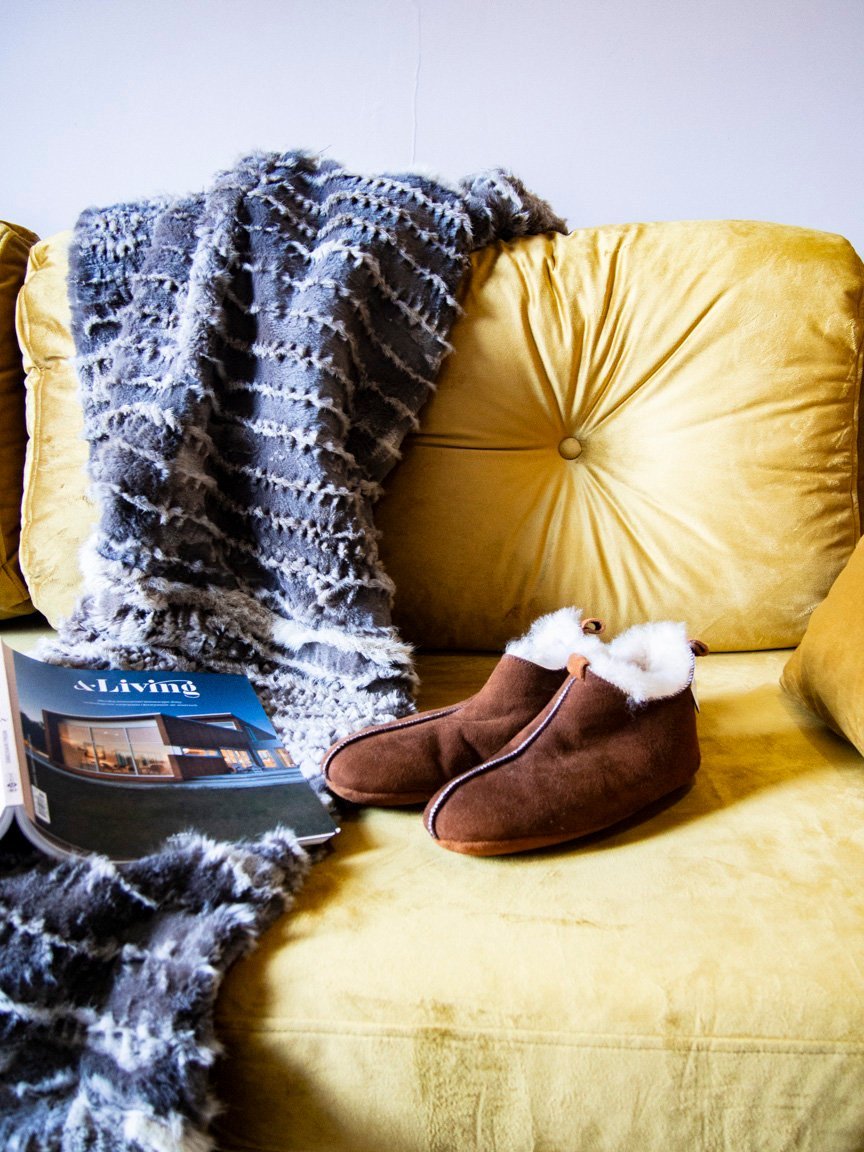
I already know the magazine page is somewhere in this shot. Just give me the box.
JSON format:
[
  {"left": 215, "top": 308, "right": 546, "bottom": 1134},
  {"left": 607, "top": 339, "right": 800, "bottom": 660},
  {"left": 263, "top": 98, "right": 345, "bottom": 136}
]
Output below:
[
  {"left": 0, "top": 645, "right": 22, "bottom": 839},
  {"left": 2, "top": 644, "right": 337, "bottom": 860}
]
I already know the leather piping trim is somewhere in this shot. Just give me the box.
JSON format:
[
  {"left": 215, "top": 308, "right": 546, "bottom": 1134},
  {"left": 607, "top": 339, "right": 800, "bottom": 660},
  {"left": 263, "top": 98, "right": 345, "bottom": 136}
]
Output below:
[{"left": 425, "top": 676, "right": 578, "bottom": 838}]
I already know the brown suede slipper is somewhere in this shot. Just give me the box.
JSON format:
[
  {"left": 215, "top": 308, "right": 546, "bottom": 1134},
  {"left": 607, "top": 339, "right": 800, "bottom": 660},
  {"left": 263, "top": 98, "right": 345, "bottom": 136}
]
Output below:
[
  {"left": 424, "top": 622, "right": 706, "bottom": 855},
  {"left": 323, "top": 608, "right": 604, "bottom": 806}
]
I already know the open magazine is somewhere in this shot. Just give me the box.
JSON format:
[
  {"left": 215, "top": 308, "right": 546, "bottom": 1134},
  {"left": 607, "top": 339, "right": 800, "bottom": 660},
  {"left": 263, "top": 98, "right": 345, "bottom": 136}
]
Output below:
[{"left": 0, "top": 643, "right": 338, "bottom": 860}]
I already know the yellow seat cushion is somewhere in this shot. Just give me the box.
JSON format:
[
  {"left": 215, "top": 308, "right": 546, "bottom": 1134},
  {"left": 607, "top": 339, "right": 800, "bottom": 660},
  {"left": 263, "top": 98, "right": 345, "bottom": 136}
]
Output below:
[
  {"left": 781, "top": 536, "right": 864, "bottom": 753},
  {"left": 378, "top": 221, "right": 864, "bottom": 651},
  {"left": 15, "top": 232, "right": 97, "bottom": 626},
  {"left": 0, "top": 220, "right": 39, "bottom": 619},
  {"left": 213, "top": 649, "right": 864, "bottom": 1152}
]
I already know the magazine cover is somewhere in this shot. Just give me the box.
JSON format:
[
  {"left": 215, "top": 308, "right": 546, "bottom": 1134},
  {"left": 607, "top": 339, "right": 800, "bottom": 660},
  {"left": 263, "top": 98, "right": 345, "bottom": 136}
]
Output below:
[{"left": 0, "top": 643, "right": 338, "bottom": 860}]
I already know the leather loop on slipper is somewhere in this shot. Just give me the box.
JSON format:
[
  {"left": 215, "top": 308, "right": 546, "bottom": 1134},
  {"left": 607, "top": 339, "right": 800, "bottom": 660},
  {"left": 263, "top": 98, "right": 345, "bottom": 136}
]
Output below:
[{"left": 566, "top": 654, "right": 590, "bottom": 679}]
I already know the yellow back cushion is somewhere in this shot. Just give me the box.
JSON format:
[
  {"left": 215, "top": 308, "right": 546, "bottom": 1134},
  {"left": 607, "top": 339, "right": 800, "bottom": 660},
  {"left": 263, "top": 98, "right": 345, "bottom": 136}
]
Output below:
[
  {"left": 16, "top": 233, "right": 96, "bottom": 626},
  {"left": 0, "top": 220, "right": 39, "bottom": 619},
  {"left": 15, "top": 222, "right": 864, "bottom": 648},
  {"left": 377, "top": 221, "right": 864, "bottom": 651}
]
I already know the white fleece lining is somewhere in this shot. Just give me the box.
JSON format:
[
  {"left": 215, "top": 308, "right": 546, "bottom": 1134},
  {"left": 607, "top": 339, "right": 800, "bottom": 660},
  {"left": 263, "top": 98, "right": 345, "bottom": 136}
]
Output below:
[
  {"left": 586, "top": 621, "right": 695, "bottom": 704},
  {"left": 505, "top": 608, "right": 605, "bottom": 670},
  {"left": 507, "top": 612, "right": 696, "bottom": 702}
]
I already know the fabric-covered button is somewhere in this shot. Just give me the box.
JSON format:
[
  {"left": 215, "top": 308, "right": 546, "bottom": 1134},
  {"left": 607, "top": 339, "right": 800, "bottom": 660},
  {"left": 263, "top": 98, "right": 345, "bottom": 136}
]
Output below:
[{"left": 558, "top": 436, "right": 583, "bottom": 460}]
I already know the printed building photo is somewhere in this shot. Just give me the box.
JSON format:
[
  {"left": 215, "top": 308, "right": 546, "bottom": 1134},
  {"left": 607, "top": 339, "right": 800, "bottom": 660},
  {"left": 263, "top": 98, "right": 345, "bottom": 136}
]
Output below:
[{"left": 42, "top": 709, "right": 296, "bottom": 781}]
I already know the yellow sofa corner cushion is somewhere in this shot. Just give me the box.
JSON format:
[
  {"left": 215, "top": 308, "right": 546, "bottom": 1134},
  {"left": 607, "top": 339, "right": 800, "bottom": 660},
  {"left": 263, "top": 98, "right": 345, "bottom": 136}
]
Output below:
[
  {"left": 0, "top": 220, "right": 39, "bottom": 620},
  {"left": 15, "top": 232, "right": 97, "bottom": 627},
  {"left": 378, "top": 220, "right": 864, "bottom": 651},
  {"left": 781, "top": 536, "right": 864, "bottom": 754}
]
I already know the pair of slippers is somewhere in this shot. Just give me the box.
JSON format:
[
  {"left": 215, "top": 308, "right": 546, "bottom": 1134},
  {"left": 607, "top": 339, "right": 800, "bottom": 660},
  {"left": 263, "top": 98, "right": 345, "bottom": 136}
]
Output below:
[{"left": 323, "top": 608, "right": 706, "bottom": 856}]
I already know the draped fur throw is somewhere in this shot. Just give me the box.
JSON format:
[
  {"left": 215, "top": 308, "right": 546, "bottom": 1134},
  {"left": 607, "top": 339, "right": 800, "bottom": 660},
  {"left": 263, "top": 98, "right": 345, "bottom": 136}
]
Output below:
[
  {"left": 0, "top": 827, "right": 310, "bottom": 1152},
  {"left": 38, "top": 152, "right": 566, "bottom": 785}
]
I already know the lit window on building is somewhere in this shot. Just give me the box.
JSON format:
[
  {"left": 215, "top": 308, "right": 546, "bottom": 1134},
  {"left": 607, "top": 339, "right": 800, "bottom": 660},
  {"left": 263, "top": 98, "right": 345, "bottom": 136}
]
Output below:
[
  {"left": 259, "top": 747, "right": 294, "bottom": 769},
  {"left": 59, "top": 722, "right": 99, "bottom": 772},
  {"left": 57, "top": 719, "right": 173, "bottom": 777},
  {"left": 220, "top": 748, "right": 255, "bottom": 770}
]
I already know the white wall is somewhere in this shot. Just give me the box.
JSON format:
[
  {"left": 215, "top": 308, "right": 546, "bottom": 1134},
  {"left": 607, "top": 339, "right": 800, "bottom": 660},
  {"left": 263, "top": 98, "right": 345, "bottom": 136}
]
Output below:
[{"left": 4, "top": 0, "right": 864, "bottom": 253}]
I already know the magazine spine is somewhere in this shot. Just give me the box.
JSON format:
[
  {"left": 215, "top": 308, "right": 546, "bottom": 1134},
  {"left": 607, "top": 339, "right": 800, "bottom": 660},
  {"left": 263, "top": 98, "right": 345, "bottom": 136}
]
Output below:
[{"left": 0, "top": 644, "right": 22, "bottom": 807}]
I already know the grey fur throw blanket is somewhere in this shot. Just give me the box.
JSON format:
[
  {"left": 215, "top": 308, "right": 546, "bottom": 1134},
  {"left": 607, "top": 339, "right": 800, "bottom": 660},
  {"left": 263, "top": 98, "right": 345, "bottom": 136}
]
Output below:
[
  {"left": 0, "top": 826, "right": 310, "bottom": 1152},
  {"left": 40, "top": 151, "right": 566, "bottom": 784}
]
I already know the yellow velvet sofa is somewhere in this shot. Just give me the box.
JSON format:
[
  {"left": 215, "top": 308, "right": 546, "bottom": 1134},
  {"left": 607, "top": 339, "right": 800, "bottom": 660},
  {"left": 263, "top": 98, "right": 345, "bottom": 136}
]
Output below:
[{"left": 2, "top": 218, "right": 864, "bottom": 1152}]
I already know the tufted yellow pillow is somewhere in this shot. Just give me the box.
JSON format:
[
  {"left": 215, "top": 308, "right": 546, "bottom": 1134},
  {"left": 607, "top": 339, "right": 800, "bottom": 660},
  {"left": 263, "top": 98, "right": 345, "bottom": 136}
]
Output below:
[
  {"left": 16, "top": 233, "right": 97, "bottom": 626},
  {"left": 780, "top": 538, "right": 864, "bottom": 754},
  {"left": 0, "top": 221, "right": 39, "bottom": 619},
  {"left": 377, "top": 221, "right": 864, "bottom": 652}
]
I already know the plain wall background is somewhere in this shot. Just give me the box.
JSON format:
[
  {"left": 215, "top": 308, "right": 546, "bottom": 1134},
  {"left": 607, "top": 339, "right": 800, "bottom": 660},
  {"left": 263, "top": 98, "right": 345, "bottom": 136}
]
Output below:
[{"left": 4, "top": 0, "right": 864, "bottom": 253}]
